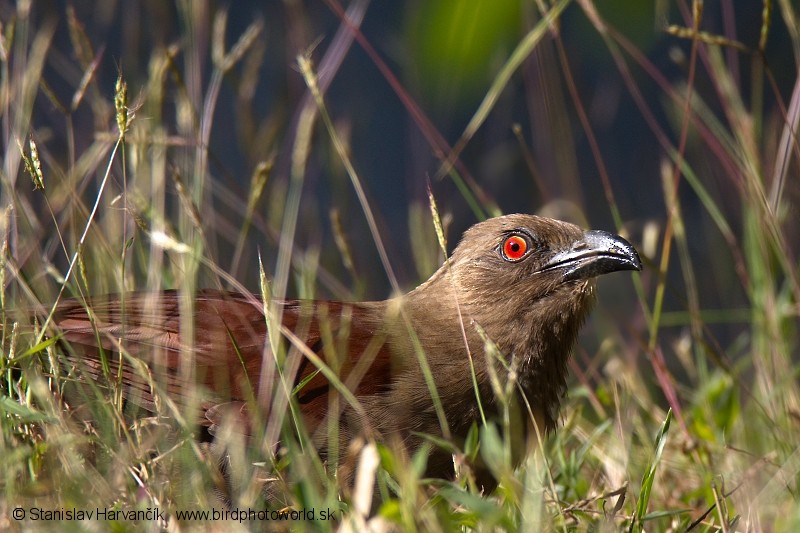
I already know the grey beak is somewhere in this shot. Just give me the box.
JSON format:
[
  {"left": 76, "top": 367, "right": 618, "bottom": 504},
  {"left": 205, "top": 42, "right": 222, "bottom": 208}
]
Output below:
[{"left": 542, "top": 230, "right": 643, "bottom": 282}]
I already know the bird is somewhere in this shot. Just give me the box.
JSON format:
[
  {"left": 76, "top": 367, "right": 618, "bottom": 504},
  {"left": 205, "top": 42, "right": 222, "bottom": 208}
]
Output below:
[{"left": 49, "top": 213, "right": 641, "bottom": 489}]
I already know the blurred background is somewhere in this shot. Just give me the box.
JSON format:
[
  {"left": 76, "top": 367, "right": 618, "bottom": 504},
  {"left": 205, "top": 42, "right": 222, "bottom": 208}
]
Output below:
[
  {"left": 2, "top": 0, "right": 799, "bottom": 526},
  {"left": 4, "top": 0, "right": 799, "bottom": 409},
  {"left": 7, "top": 0, "right": 796, "bottom": 359}
]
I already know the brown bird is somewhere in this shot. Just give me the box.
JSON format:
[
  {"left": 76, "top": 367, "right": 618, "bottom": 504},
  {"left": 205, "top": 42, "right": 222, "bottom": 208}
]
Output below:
[{"left": 51, "top": 214, "right": 641, "bottom": 487}]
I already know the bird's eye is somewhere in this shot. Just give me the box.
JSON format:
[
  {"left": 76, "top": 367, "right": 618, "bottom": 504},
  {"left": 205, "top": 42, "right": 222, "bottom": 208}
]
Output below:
[{"left": 501, "top": 234, "right": 530, "bottom": 262}]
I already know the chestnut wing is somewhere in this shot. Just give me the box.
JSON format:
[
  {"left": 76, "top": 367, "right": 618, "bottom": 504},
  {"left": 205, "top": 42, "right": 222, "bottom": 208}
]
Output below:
[{"left": 52, "top": 290, "right": 394, "bottom": 433}]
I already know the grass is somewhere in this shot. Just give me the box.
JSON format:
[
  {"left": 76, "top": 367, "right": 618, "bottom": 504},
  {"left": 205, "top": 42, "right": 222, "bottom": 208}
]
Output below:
[{"left": 1, "top": 0, "right": 799, "bottom": 531}]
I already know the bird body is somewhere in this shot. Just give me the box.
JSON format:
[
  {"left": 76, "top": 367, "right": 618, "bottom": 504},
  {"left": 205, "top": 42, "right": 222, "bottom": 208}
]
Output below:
[{"left": 51, "top": 214, "right": 641, "bottom": 484}]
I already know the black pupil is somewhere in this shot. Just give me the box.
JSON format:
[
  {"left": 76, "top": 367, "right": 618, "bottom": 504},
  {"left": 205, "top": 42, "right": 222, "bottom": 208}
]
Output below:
[{"left": 509, "top": 241, "right": 520, "bottom": 253}]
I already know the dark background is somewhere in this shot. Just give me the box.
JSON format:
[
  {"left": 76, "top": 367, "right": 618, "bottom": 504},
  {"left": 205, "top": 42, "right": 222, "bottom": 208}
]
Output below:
[{"left": 3, "top": 0, "right": 797, "bottom": 360}]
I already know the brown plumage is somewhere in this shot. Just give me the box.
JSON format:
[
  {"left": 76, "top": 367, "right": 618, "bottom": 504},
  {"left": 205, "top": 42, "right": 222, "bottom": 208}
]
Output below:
[{"left": 51, "top": 214, "right": 641, "bottom": 486}]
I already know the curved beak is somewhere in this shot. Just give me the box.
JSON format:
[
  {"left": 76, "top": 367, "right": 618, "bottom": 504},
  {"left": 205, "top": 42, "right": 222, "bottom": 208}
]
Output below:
[{"left": 542, "top": 230, "right": 643, "bottom": 282}]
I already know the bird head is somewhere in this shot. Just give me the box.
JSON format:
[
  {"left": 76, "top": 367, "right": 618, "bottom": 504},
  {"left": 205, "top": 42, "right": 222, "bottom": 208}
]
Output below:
[{"left": 445, "top": 214, "right": 641, "bottom": 319}]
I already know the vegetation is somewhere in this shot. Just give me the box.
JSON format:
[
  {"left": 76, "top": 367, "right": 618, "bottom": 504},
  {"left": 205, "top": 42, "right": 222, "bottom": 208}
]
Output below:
[{"left": 1, "top": 1, "right": 798, "bottom": 530}]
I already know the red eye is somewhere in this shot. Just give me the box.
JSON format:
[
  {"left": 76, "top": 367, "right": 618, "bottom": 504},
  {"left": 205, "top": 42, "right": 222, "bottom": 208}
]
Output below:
[{"left": 502, "top": 234, "right": 529, "bottom": 261}]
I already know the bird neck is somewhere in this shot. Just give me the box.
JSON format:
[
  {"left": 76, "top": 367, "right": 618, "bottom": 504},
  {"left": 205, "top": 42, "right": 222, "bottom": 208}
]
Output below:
[
  {"left": 401, "top": 266, "right": 596, "bottom": 429},
  {"left": 512, "top": 284, "right": 595, "bottom": 428}
]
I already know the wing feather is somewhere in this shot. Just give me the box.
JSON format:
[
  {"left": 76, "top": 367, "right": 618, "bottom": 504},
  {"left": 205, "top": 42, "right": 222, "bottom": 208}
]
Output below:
[{"left": 52, "top": 290, "right": 395, "bottom": 435}]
